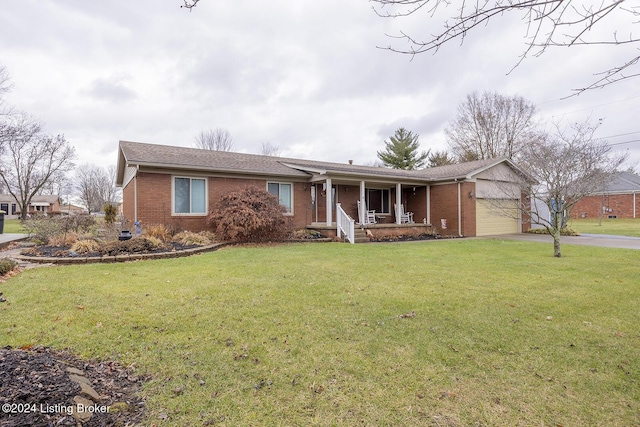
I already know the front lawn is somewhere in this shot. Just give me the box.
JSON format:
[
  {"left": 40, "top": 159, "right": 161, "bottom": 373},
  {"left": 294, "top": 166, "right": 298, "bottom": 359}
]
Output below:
[
  {"left": 568, "top": 218, "right": 640, "bottom": 237},
  {"left": 2, "top": 219, "right": 25, "bottom": 234},
  {"left": 1, "top": 240, "right": 638, "bottom": 426}
]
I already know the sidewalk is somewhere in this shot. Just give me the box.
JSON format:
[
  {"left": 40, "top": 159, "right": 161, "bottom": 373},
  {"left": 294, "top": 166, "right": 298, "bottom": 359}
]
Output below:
[{"left": 0, "top": 233, "right": 29, "bottom": 248}]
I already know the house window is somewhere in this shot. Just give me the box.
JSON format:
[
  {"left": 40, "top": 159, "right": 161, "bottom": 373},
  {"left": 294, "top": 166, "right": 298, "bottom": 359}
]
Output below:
[
  {"left": 173, "top": 177, "right": 207, "bottom": 215},
  {"left": 11, "top": 204, "right": 16, "bottom": 215},
  {"left": 0, "top": 203, "right": 7, "bottom": 214},
  {"left": 267, "top": 182, "right": 293, "bottom": 213},
  {"left": 366, "top": 189, "right": 390, "bottom": 214}
]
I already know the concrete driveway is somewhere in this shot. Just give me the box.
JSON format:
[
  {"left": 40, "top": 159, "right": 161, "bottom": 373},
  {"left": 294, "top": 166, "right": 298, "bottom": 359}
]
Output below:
[{"left": 488, "top": 233, "right": 640, "bottom": 250}]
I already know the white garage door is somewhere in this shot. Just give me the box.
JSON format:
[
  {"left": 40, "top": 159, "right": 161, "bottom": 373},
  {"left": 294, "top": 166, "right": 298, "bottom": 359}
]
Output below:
[{"left": 476, "top": 199, "right": 520, "bottom": 236}]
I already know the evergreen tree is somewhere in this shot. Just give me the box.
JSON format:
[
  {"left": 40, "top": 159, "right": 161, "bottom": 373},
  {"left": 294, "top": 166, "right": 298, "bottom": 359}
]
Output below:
[{"left": 377, "top": 128, "right": 429, "bottom": 170}]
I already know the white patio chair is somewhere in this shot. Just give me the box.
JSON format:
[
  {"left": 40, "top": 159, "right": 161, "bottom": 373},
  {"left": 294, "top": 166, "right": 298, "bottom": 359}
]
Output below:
[
  {"left": 357, "top": 200, "right": 377, "bottom": 225},
  {"left": 395, "top": 203, "right": 414, "bottom": 224}
]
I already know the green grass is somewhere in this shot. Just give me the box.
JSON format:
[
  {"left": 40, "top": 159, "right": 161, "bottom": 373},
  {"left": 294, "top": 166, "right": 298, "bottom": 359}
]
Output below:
[
  {"left": 2, "top": 219, "right": 26, "bottom": 234},
  {"left": 1, "top": 240, "right": 639, "bottom": 426},
  {"left": 568, "top": 218, "right": 640, "bottom": 237}
]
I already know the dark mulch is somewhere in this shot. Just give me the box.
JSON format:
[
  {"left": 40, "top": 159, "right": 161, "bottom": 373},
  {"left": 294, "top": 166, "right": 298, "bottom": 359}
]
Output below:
[
  {"left": 0, "top": 346, "right": 146, "bottom": 427},
  {"left": 370, "top": 233, "right": 439, "bottom": 242},
  {"left": 21, "top": 242, "right": 199, "bottom": 258}
]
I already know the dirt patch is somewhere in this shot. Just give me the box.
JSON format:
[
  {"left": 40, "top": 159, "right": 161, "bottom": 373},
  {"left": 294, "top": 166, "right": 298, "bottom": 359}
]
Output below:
[{"left": 0, "top": 346, "right": 146, "bottom": 426}]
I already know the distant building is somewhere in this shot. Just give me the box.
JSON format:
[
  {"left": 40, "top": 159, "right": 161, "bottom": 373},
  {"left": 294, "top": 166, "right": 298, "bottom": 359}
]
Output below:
[
  {"left": 60, "top": 203, "right": 88, "bottom": 216},
  {"left": 572, "top": 171, "right": 640, "bottom": 219},
  {"left": 0, "top": 195, "right": 61, "bottom": 219}
]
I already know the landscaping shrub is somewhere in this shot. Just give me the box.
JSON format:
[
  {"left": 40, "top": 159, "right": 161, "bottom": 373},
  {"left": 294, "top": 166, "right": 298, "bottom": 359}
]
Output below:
[
  {"left": 292, "top": 229, "right": 325, "bottom": 240},
  {"left": 22, "top": 214, "right": 96, "bottom": 245},
  {"left": 21, "top": 215, "right": 64, "bottom": 245},
  {"left": 172, "top": 231, "right": 213, "bottom": 246},
  {"left": 99, "top": 236, "right": 168, "bottom": 256},
  {"left": 103, "top": 203, "right": 117, "bottom": 224},
  {"left": 143, "top": 224, "right": 172, "bottom": 242},
  {"left": 62, "top": 214, "right": 96, "bottom": 233},
  {"left": 527, "top": 227, "right": 580, "bottom": 236},
  {"left": 70, "top": 239, "right": 100, "bottom": 254},
  {"left": 48, "top": 231, "right": 80, "bottom": 247},
  {"left": 208, "top": 187, "right": 292, "bottom": 242},
  {"left": 0, "top": 258, "right": 18, "bottom": 276}
]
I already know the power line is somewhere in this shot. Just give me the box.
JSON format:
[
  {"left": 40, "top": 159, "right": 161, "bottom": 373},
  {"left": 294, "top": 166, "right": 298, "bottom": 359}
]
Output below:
[
  {"left": 598, "top": 130, "right": 640, "bottom": 140},
  {"left": 607, "top": 139, "right": 640, "bottom": 147}
]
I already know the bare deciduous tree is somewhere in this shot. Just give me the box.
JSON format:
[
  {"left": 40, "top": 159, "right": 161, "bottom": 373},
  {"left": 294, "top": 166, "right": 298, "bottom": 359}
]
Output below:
[
  {"left": 0, "top": 65, "right": 14, "bottom": 117},
  {"left": 75, "top": 164, "right": 120, "bottom": 214},
  {"left": 372, "top": 0, "right": 640, "bottom": 94},
  {"left": 181, "top": 0, "right": 200, "bottom": 10},
  {"left": 445, "top": 91, "right": 538, "bottom": 162},
  {"left": 0, "top": 114, "right": 76, "bottom": 219},
  {"left": 259, "top": 141, "right": 281, "bottom": 157},
  {"left": 194, "top": 128, "right": 234, "bottom": 152},
  {"left": 489, "top": 119, "right": 627, "bottom": 257}
]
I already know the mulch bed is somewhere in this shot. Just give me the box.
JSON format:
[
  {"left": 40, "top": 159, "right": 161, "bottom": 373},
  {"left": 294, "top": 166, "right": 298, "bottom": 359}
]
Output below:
[
  {"left": 370, "top": 233, "right": 440, "bottom": 242},
  {"left": 0, "top": 346, "right": 146, "bottom": 427},
  {"left": 20, "top": 242, "right": 200, "bottom": 258}
]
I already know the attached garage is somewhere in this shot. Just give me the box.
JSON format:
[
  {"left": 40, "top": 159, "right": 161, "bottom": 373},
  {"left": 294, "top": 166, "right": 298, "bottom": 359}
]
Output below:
[{"left": 475, "top": 198, "right": 520, "bottom": 236}]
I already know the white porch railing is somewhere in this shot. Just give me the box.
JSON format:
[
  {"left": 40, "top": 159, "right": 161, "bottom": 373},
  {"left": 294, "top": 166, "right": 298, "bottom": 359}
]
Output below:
[{"left": 336, "top": 203, "right": 355, "bottom": 244}]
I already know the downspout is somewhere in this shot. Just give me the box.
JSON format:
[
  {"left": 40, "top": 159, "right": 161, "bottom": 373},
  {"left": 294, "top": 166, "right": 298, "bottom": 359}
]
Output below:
[
  {"left": 134, "top": 165, "right": 139, "bottom": 222},
  {"left": 634, "top": 192, "right": 636, "bottom": 219},
  {"left": 457, "top": 181, "right": 462, "bottom": 237},
  {"left": 426, "top": 184, "right": 431, "bottom": 224}
]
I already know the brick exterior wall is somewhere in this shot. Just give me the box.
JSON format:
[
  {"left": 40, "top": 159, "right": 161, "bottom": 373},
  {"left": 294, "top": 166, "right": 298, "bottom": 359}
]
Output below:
[
  {"left": 121, "top": 171, "right": 311, "bottom": 232},
  {"left": 429, "top": 183, "right": 457, "bottom": 236},
  {"left": 572, "top": 193, "right": 639, "bottom": 219},
  {"left": 521, "top": 192, "right": 531, "bottom": 233},
  {"left": 405, "top": 186, "right": 428, "bottom": 225},
  {"left": 122, "top": 171, "right": 521, "bottom": 237}
]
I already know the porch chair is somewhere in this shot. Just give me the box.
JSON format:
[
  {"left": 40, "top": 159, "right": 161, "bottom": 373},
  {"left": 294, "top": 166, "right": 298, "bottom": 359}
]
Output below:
[
  {"left": 357, "top": 200, "right": 377, "bottom": 225},
  {"left": 395, "top": 203, "right": 414, "bottom": 224}
]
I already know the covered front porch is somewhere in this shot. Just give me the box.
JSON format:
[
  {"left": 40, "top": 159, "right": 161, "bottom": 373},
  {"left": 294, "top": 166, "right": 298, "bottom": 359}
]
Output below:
[
  {"left": 304, "top": 177, "right": 436, "bottom": 242},
  {"left": 307, "top": 178, "right": 432, "bottom": 227},
  {"left": 307, "top": 221, "right": 435, "bottom": 241}
]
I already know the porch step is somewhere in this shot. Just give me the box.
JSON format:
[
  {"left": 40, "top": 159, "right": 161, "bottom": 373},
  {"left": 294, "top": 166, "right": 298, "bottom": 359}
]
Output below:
[{"left": 353, "top": 228, "right": 369, "bottom": 244}]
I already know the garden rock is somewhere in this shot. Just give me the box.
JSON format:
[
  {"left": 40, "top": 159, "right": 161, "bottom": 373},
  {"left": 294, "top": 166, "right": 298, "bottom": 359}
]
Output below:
[{"left": 0, "top": 346, "right": 146, "bottom": 426}]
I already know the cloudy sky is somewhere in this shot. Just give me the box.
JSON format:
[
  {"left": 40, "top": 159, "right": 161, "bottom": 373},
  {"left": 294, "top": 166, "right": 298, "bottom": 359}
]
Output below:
[{"left": 1, "top": 0, "right": 639, "bottom": 172}]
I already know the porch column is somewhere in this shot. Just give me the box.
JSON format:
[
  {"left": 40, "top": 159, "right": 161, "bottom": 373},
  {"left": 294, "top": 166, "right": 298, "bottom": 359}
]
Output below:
[
  {"left": 360, "top": 180, "right": 366, "bottom": 224},
  {"left": 325, "top": 178, "right": 332, "bottom": 226},
  {"left": 396, "top": 183, "right": 402, "bottom": 224}
]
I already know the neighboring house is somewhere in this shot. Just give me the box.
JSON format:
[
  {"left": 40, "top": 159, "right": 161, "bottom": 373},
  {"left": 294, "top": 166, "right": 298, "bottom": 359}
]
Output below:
[
  {"left": 60, "top": 203, "right": 88, "bottom": 216},
  {"left": 115, "top": 141, "right": 532, "bottom": 238},
  {"left": 572, "top": 171, "right": 640, "bottom": 219},
  {"left": 0, "top": 194, "right": 61, "bottom": 219}
]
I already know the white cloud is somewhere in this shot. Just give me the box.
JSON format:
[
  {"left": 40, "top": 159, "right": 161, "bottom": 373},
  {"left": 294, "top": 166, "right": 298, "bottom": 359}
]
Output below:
[{"left": 0, "top": 0, "right": 637, "bottom": 171}]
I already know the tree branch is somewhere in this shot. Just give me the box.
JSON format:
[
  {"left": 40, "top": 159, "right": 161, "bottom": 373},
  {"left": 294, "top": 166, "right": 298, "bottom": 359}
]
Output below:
[{"left": 372, "top": 0, "right": 640, "bottom": 92}]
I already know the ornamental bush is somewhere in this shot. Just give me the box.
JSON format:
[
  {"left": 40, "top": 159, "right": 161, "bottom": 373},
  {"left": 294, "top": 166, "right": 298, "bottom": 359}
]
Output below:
[
  {"left": 208, "top": 187, "right": 292, "bottom": 243},
  {"left": 0, "top": 258, "right": 18, "bottom": 276}
]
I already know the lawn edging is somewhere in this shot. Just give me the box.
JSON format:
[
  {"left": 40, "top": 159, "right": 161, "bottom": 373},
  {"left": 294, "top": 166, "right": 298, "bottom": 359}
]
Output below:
[{"left": 13, "top": 242, "right": 229, "bottom": 265}]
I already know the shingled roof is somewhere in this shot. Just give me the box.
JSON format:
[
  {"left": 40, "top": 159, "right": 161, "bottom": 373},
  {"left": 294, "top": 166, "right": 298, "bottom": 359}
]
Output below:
[
  {"left": 598, "top": 171, "right": 640, "bottom": 193},
  {"left": 117, "top": 141, "right": 526, "bottom": 184}
]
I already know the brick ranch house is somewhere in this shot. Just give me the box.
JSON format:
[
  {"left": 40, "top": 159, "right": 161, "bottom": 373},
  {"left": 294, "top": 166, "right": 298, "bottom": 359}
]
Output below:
[
  {"left": 572, "top": 171, "right": 640, "bottom": 219},
  {"left": 115, "top": 141, "right": 531, "bottom": 239},
  {"left": 0, "top": 194, "right": 61, "bottom": 220}
]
